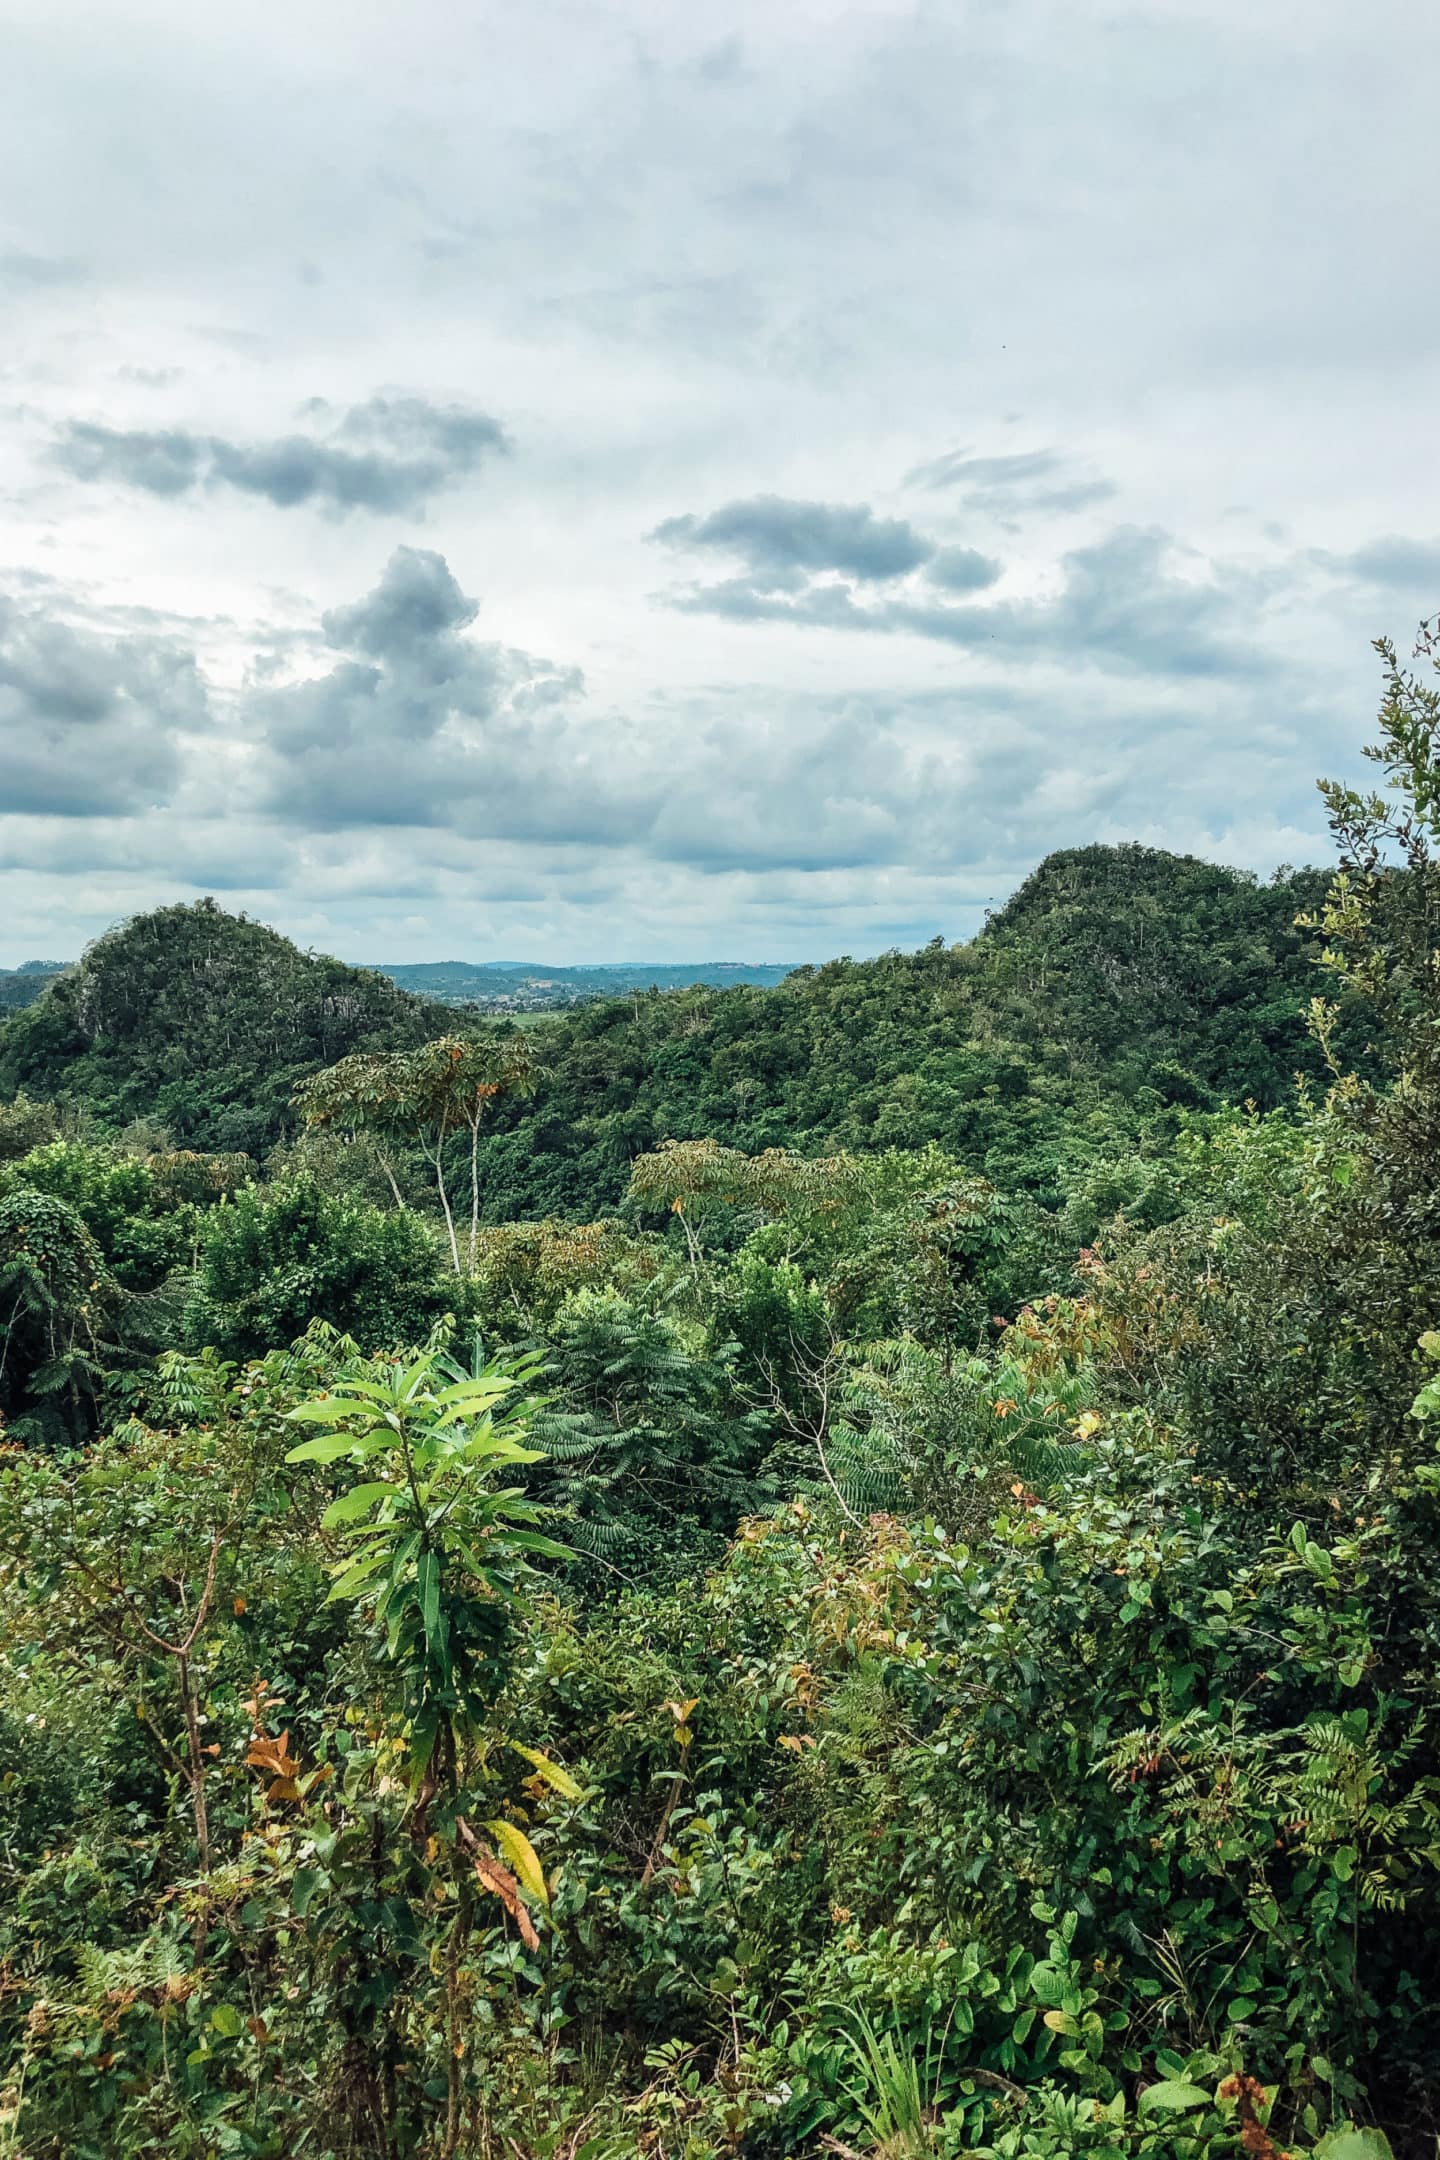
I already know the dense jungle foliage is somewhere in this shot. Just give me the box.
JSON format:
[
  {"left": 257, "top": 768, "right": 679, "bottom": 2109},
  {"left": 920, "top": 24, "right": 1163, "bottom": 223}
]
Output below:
[
  {"left": 2, "top": 850, "right": 1340, "bottom": 1197},
  {"left": 2, "top": 627, "right": 1439, "bottom": 2160},
  {"left": 0, "top": 964, "right": 64, "bottom": 1015}
]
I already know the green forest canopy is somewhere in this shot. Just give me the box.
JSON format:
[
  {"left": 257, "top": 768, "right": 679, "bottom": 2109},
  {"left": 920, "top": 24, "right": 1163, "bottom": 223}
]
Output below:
[
  {"left": 4, "top": 635, "right": 1440, "bottom": 2160},
  {"left": 0, "top": 844, "right": 1338, "bottom": 1207}
]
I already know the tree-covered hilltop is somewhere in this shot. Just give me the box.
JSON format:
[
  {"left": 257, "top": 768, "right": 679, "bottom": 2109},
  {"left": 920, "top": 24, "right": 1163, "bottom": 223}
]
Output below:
[
  {"left": 973, "top": 844, "right": 1338, "bottom": 1099},
  {"left": 474, "top": 846, "right": 1337, "bottom": 1218},
  {"left": 0, "top": 899, "right": 452, "bottom": 1155}
]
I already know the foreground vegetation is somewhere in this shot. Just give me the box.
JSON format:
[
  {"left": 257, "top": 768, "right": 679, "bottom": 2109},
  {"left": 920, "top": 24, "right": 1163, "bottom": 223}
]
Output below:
[{"left": 2, "top": 629, "right": 1439, "bottom": 2158}]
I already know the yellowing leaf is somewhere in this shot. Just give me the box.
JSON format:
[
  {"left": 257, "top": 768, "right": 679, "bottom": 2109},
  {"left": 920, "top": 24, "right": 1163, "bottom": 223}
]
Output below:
[
  {"left": 484, "top": 1818, "right": 549, "bottom": 1907},
  {"left": 510, "top": 1743, "right": 584, "bottom": 1801}
]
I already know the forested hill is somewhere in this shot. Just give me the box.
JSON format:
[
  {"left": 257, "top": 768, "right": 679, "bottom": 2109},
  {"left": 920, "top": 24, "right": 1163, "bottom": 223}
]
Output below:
[
  {"left": 0, "top": 848, "right": 1334, "bottom": 1185},
  {"left": 976, "top": 844, "right": 1334, "bottom": 1095},
  {"left": 0, "top": 961, "right": 65, "bottom": 1011},
  {"left": 474, "top": 845, "right": 1336, "bottom": 1216},
  {"left": 0, "top": 899, "right": 449, "bottom": 1154}
]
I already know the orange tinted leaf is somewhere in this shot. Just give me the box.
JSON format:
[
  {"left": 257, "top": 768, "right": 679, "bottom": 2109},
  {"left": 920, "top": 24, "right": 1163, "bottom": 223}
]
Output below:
[{"left": 474, "top": 1854, "right": 540, "bottom": 1950}]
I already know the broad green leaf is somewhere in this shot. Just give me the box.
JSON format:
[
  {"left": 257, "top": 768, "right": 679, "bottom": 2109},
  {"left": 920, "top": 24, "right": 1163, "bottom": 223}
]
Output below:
[
  {"left": 286, "top": 1433, "right": 368, "bottom": 1464},
  {"left": 209, "top": 2003, "right": 245, "bottom": 2038},
  {"left": 407, "top": 1708, "right": 440, "bottom": 1784},
  {"left": 504, "top": 1529, "right": 574, "bottom": 1561},
  {"left": 290, "top": 1866, "right": 325, "bottom": 1915},
  {"left": 326, "top": 1548, "right": 392, "bottom": 1602},
  {"left": 459, "top": 1433, "right": 545, "bottom": 1464},
  {"left": 321, "top": 1481, "right": 396, "bottom": 1527},
  {"left": 286, "top": 1399, "right": 383, "bottom": 1424},
  {"left": 511, "top": 1743, "right": 584, "bottom": 1799},
  {"left": 1139, "top": 2081, "right": 1212, "bottom": 2112},
  {"left": 417, "top": 1548, "right": 441, "bottom": 1651},
  {"left": 431, "top": 1378, "right": 513, "bottom": 1409},
  {"left": 485, "top": 1818, "right": 549, "bottom": 1906},
  {"left": 1312, "top": 2130, "right": 1396, "bottom": 2160}
]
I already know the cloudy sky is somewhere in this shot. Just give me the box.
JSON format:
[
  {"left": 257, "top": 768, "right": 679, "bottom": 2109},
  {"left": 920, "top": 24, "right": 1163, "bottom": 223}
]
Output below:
[{"left": 2, "top": 0, "right": 1438, "bottom": 967}]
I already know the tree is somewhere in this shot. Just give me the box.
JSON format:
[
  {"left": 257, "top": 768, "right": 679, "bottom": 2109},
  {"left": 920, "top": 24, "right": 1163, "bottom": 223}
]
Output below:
[
  {"left": 284, "top": 1347, "right": 578, "bottom": 2153},
  {"left": 294, "top": 1033, "right": 539, "bottom": 1273},
  {"left": 185, "top": 1175, "right": 450, "bottom": 1360},
  {"left": 626, "top": 1137, "right": 860, "bottom": 1296},
  {"left": 0, "top": 1186, "right": 121, "bottom": 1444}
]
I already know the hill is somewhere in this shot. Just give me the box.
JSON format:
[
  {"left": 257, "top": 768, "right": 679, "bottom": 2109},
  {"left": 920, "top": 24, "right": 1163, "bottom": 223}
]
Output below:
[
  {"left": 0, "top": 899, "right": 450, "bottom": 1154},
  {"left": 373, "top": 957, "right": 806, "bottom": 1010},
  {"left": 0, "top": 849, "right": 1336, "bottom": 1193},
  {"left": 0, "top": 961, "right": 66, "bottom": 1012},
  {"left": 465, "top": 844, "right": 1340, "bottom": 1217},
  {"left": 972, "top": 843, "right": 1335, "bottom": 1095}
]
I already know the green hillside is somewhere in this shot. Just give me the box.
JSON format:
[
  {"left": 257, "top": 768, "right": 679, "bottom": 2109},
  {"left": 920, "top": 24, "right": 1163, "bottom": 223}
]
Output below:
[
  {"left": 471, "top": 846, "right": 1339, "bottom": 1218},
  {"left": 0, "top": 899, "right": 450, "bottom": 1155},
  {"left": 0, "top": 850, "right": 1329, "bottom": 1193}
]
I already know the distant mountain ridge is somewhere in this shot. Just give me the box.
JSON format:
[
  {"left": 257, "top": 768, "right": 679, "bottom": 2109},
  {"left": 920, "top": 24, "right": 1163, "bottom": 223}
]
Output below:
[
  {"left": 373, "top": 958, "right": 806, "bottom": 1008},
  {"left": 0, "top": 962, "right": 67, "bottom": 1011}
]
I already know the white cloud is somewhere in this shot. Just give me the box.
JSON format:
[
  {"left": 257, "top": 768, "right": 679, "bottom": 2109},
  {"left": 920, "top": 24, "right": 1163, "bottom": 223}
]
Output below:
[{"left": 1, "top": 0, "right": 1439, "bottom": 963}]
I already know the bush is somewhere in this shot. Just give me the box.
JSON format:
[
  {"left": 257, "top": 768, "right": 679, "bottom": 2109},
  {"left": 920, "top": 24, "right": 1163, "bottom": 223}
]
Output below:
[{"left": 184, "top": 1175, "right": 451, "bottom": 1358}]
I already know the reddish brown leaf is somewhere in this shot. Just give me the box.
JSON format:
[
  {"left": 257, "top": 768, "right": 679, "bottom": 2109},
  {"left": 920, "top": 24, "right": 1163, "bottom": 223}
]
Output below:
[{"left": 474, "top": 1853, "right": 541, "bottom": 1950}]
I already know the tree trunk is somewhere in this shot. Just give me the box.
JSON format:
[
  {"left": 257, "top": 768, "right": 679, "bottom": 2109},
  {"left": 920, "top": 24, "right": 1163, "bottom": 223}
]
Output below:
[
  {"left": 467, "top": 1115, "right": 482, "bottom": 1275},
  {"left": 430, "top": 1111, "right": 461, "bottom": 1274},
  {"left": 177, "top": 1654, "right": 211, "bottom": 1874}
]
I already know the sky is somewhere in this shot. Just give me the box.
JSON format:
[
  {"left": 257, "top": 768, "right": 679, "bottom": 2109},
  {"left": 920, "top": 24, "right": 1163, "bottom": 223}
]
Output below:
[{"left": 2, "top": 0, "right": 1439, "bottom": 968}]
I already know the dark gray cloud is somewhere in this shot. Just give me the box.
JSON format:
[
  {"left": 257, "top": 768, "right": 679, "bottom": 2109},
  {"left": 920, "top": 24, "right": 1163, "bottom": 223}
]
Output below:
[
  {"left": 0, "top": 590, "right": 205, "bottom": 816},
  {"left": 1326, "top": 537, "right": 1440, "bottom": 593},
  {"left": 255, "top": 548, "right": 587, "bottom": 829},
  {"left": 663, "top": 522, "right": 1275, "bottom": 682},
  {"left": 891, "top": 528, "right": 1278, "bottom": 680},
  {"left": 57, "top": 424, "right": 206, "bottom": 497},
  {"left": 904, "top": 446, "right": 1116, "bottom": 515},
  {"left": 651, "top": 494, "right": 935, "bottom": 581},
  {"left": 0, "top": 249, "right": 85, "bottom": 291},
  {"left": 53, "top": 394, "right": 508, "bottom": 516},
  {"left": 321, "top": 543, "right": 479, "bottom": 660},
  {"left": 926, "top": 545, "right": 1003, "bottom": 593},
  {"left": 651, "top": 493, "right": 998, "bottom": 636}
]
